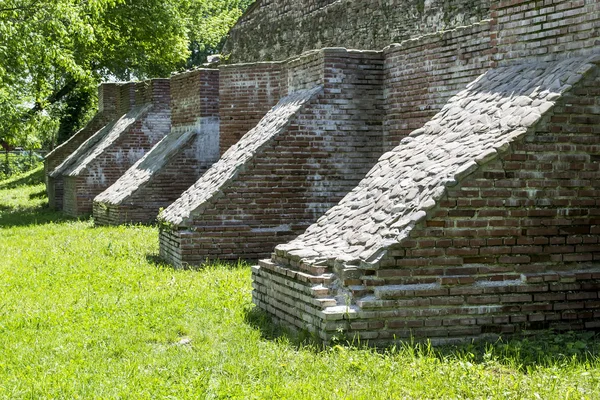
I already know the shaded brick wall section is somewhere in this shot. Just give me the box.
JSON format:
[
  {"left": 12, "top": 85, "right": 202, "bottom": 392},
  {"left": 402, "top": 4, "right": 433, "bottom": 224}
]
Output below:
[
  {"left": 93, "top": 69, "right": 220, "bottom": 225},
  {"left": 117, "top": 83, "right": 136, "bottom": 116},
  {"left": 223, "top": 0, "right": 491, "bottom": 63},
  {"left": 63, "top": 176, "right": 85, "bottom": 218},
  {"left": 283, "top": 50, "right": 324, "bottom": 93},
  {"left": 45, "top": 84, "right": 121, "bottom": 175},
  {"left": 171, "top": 69, "right": 219, "bottom": 125},
  {"left": 61, "top": 79, "right": 171, "bottom": 217},
  {"left": 98, "top": 83, "right": 120, "bottom": 114},
  {"left": 160, "top": 49, "right": 385, "bottom": 265},
  {"left": 492, "top": 0, "right": 600, "bottom": 64},
  {"left": 383, "top": 22, "right": 494, "bottom": 151},
  {"left": 135, "top": 79, "right": 171, "bottom": 111},
  {"left": 219, "top": 63, "right": 283, "bottom": 154}
]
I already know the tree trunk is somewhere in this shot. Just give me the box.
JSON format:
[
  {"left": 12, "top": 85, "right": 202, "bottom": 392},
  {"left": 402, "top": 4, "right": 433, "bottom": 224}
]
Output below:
[{"left": 4, "top": 149, "right": 9, "bottom": 176}]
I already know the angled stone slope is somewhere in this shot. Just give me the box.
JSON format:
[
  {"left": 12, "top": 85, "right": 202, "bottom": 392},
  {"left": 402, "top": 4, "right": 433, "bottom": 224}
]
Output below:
[
  {"left": 93, "top": 127, "right": 194, "bottom": 205},
  {"left": 45, "top": 83, "right": 136, "bottom": 209},
  {"left": 48, "top": 79, "right": 171, "bottom": 217},
  {"left": 160, "top": 88, "right": 321, "bottom": 226},
  {"left": 45, "top": 83, "right": 136, "bottom": 174},
  {"left": 93, "top": 69, "right": 220, "bottom": 225},
  {"left": 159, "top": 87, "right": 324, "bottom": 265},
  {"left": 254, "top": 56, "right": 600, "bottom": 344},
  {"left": 50, "top": 105, "right": 153, "bottom": 179},
  {"left": 159, "top": 48, "right": 386, "bottom": 266}
]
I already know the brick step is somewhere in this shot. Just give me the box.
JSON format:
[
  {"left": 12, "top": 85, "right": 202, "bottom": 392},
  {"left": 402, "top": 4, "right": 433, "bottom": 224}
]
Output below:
[
  {"left": 253, "top": 271, "right": 338, "bottom": 310},
  {"left": 271, "top": 254, "right": 330, "bottom": 276},
  {"left": 349, "top": 285, "right": 370, "bottom": 297},
  {"left": 311, "top": 284, "right": 332, "bottom": 298},
  {"left": 521, "top": 270, "right": 600, "bottom": 284},
  {"left": 257, "top": 259, "right": 335, "bottom": 285}
]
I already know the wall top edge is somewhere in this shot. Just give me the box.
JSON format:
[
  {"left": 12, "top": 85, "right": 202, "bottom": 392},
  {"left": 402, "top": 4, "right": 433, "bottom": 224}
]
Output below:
[{"left": 383, "top": 20, "right": 493, "bottom": 54}]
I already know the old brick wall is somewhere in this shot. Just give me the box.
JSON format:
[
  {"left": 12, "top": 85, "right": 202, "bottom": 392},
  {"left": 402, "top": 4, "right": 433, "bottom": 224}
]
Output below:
[
  {"left": 159, "top": 49, "right": 385, "bottom": 266},
  {"left": 171, "top": 69, "right": 219, "bottom": 127},
  {"left": 223, "top": 0, "right": 491, "bottom": 63},
  {"left": 283, "top": 50, "right": 324, "bottom": 93},
  {"left": 46, "top": 84, "right": 121, "bottom": 179},
  {"left": 94, "top": 69, "right": 220, "bottom": 225},
  {"left": 334, "top": 65, "right": 600, "bottom": 342},
  {"left": 383, "top": 22, "right": 495, "bottom": 151},
  {"left": 253, "top": 57, "right": 600, "bottom": 344},
  {"left": 492, "top": 0, "right": 600, "bottom": 65},
  {"left": 59, "top": 79, "right": 171, "bottom": 217},
  {"left": 46, "top": 83, "right": 138, "bottom": 210},
  {"left": 117, "top": 83, "right": 136, "bottom": 116},
  {"left": 219, "top": 63, "right": 283, "bottom": 154}
]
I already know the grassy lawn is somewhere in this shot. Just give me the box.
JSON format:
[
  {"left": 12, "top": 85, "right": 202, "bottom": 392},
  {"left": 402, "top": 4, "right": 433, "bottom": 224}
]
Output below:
[{"left": 0, "top": 168, "right": 599, "bottom": 399}]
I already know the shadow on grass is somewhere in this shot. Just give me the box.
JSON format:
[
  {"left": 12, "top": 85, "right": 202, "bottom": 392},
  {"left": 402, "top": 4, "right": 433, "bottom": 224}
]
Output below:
[
  {"left": 146, "top": 254, "right": 168, "bottom": 267},
  {"left": 145, "top": 254, "right": 254, "bottom": 272},
  {"left": 0, "top": 167, "right": 81, "bottom": 228},
  {"left": 244, "top": 306, "right": 600, "bottom": 368},
  {"left": 0, "top": 167, "right": 45, "bottom": 190},
  {"left": 244, "top": 307, "right": 320, "bottom": 348},
  {"left": 29, "top": 189, "right": 47, "bottom": 200},
  {"left": 0, "top": 205, "right": 76, "bottom": 227},
  {"left": 434, "top": 330, "right": 600, "bottom": 369}
]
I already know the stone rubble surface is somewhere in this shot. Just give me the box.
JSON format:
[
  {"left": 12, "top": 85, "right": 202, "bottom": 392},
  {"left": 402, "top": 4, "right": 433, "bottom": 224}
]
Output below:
[
  {"left": 275, "top": 57, "right": 597, "bottom": 268},
  {"left": 160, "top": 86, "right": 323, "bottom": 226}
]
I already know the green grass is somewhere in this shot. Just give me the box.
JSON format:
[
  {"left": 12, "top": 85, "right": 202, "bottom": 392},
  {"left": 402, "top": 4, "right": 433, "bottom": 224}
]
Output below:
[
  {"left": 1, "top": 168, "right": 599, "bottom": 398},
  {"left": 0, "top": 152, "right": 42, "bottom": 181}
]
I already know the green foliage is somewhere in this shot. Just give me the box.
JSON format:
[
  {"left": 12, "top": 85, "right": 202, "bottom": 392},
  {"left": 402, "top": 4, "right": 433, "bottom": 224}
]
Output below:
[
  {"left": 183, "top": 0, "right": 255, "bottom": 67},
  {"left": 0, "top": 176, "right": 599, "bottom": 398},
  {"left": 0, "top": 0, "right": 254, "bottom": 161}
]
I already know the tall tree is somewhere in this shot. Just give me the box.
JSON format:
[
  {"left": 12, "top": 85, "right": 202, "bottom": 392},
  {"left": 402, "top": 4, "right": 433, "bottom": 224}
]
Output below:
[
  {"left": 0, "top": 0, "right": 254, "bottom": 152},
  {"left": 183, "top": 0, "right": 255, "bottom": 67}
]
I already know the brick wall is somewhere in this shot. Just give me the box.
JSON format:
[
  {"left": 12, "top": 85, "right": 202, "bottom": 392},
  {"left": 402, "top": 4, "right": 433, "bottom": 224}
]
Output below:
[
  {"left": 159, "top": 49, "right": 385, "bottom": 266},
  {"left": 223, "top": 0, "right": 491, "bottom": 63},
  {"left": 93, "top": 69, "right": 220, "bottom": 225},
  {"left": 284, "top": 50, "right": 324, "bottom": 93},
  {"left": 383, "top": 22, "right": 495, "bottom": 151},
  {"left": 219, "top": 63, "right": 283, "bottom": 154},
  {"left": 117, "top": 83, "right": 136, "bottom": 116},
  {"left": 492, "top": 0, "right": 600, "bottom": 65},
  {"left": 253, "top": 59, "right": 600, "bottom": 345},
  {"left": 46, "top": 84, "right": 121, "bottom": 178},
  {"left": 46, "top": 176, "right": 64, "bottom": 210},
  {"left": 134, "top": 79, "right": 171, "bottom": 112},
  {"left": 335, "top": 66, "right": 600, "bottom": 343},
  {"left": 171, "top": 69, "right": 219, "bottom": 127},
  {"left": 46, "top": 83, "right": 136, "bottom": 209},
  {"left": 59, "top": 79, "right": 171, "bottom": 217}
]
